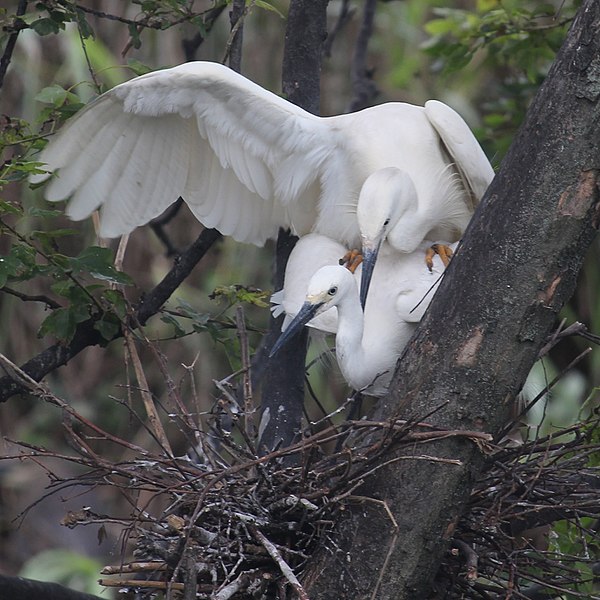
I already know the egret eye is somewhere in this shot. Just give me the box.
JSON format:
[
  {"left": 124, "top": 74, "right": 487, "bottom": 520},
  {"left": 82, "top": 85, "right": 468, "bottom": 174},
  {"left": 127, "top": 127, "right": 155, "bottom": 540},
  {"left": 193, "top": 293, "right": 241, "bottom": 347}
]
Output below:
[
  {"left": 383, "top": 218, "right": 390, "bottom": 226},
  {"left": 328, "top": 286, "right": 338, "bottom": 296}
]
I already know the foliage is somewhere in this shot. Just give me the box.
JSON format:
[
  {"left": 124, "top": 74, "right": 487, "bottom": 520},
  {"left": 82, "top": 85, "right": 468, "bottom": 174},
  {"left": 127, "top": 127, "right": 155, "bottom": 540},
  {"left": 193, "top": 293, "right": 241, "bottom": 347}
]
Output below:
[
  {"left": 0, "top": 197, "right": 130, "bottom": 342},
  {"left": 424, "top": 0, "right": 579, "bottom": 159}
]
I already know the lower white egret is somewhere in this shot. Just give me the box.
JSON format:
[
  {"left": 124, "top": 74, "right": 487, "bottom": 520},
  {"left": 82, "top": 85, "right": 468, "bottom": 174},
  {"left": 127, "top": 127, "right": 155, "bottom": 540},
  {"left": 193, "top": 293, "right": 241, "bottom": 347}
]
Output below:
[
  {"left": 30, "top": 62, "right": 493, "bottom": 259},
  {"left": 270, "top": 234, "right": 455, "bottom": 396}
]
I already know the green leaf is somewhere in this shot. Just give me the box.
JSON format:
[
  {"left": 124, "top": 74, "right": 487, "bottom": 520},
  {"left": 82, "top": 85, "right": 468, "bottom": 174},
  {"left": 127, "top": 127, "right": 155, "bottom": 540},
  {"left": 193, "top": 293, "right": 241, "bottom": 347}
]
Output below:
[
  {"left": 30, "top": 17, "right": 61, "bottom": 36},
  {"left": 209, "top": 284, "right": 270, "bottom": 308},
  {"left": 49, "top": 280, "right": 76, "bottom": 298},
  {"left": 27, "top": 207, "right": 65, "bottom": 218},
  {"left": 190, "top": 15, "right": 207, "bottom": 37},
  {"left": 39, "top": 307, "right": 78, "bottom": 340},
  {"left": 35, "top": 85, "right": 68, "bottom": 106},
  {"left": 0, "top": 200, "right": 23, "bottom": 216},
  {"left": 254, "top": 0, "right": 285, "bottom": 19},
  {"left": 0, "top": 244, "right": 37, "bottom": 284},
  {"left": 126, "top": 59, "right": 154, "bottom": 76},
  {"left": 94, "top": 316, "right": 120, "bottom": 341},
  {"left": 69, "top": 247, "right": 133, "bottom": 285},
  {"left": 127, "top": 23, "right": 142, "bottom": 49},
  {"left": 75, "top": 8, "right": 94, "bottom": 39},
  {"left": 161, "top": 313, "right": 186, "bottom": 337},
  {"left": 101, "top": 289, "right": 128, "bottom": 318}
]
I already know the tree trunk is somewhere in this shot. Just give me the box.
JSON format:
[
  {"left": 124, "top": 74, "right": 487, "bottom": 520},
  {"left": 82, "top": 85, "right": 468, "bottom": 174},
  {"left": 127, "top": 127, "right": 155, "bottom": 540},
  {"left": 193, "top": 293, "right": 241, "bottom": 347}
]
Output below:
[
  {"left": 303, "top": 1, "right": 600, "bottom": 597},
  {"left": 259, "top": 0, "right": 329, "bottom": 451}
]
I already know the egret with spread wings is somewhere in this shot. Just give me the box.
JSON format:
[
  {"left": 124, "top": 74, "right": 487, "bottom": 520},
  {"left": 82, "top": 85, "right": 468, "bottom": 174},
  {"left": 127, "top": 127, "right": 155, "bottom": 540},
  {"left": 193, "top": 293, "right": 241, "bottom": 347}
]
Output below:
[{"left": 31, "top": 62, "right": 493, "bottom": 277}]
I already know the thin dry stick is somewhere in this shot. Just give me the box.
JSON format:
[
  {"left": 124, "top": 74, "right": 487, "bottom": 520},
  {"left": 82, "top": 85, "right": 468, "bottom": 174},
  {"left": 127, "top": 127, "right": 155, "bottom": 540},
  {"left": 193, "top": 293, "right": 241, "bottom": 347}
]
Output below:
[
  {"left": 222, "top": 0, "right": 256, "bottom": 65},
  {"left": 452, "top": 539, "right": 479, "bottom": 580},
  {"left": 0, "top": 353, "right": 149, "bottom": 455},
  {"left": 91, "top": 212, "right": 108, "bottom": 248},
  {"left": 114, "top": 234, "right": 130, "bottom": 268},
  {"left": 235, "top": 305, "right": 255, "bottom": 440},
  {"left": 99, "top": 579, "right": 185, "bottom": 591},
  {"left": 0, "top": 352, "right": 45, "bottom": 391},
  {"left": 123, "top": 331, "right": 173, "bottom": 456},
  {"left": 213, "top": 572, "right": 252, "bottom": 600},
  {"left": 250, "top": 525, "right": 310, "bottom": 600},
  {"left": 101, "top": 562, "right": 167, "bottom": 574}
]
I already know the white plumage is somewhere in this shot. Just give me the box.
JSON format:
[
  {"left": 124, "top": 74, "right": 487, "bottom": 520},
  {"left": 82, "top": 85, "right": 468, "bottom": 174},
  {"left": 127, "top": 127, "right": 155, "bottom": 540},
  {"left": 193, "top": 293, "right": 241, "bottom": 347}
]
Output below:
[
  {"left": 31, "top": 61, "right": 493, "bottom": 253},
  {"left": 270, "top": 234, "right": 455, "bottom": 396}
]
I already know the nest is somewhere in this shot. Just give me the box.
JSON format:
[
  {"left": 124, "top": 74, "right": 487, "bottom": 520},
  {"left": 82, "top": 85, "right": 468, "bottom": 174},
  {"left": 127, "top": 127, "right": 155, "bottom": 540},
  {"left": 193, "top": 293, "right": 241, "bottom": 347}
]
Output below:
[{"left": 7, "top": 367, "right": 600, "bottom": 600}]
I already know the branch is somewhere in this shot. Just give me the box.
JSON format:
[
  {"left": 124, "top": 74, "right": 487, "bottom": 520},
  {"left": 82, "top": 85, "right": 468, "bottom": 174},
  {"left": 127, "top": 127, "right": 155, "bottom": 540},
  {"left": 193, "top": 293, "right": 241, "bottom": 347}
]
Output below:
[
  {"left": 148, "top": 197, "right": 184, "bottom": 256},
  {"left": 0, "top": 228, "right": 221, "bottom": 402},
  {"left": 224, "top": 0, "right": 246, "bottom": 71},
  {"left": 304, "top": 1, "right": 600, "bottom": 597},
  {"left": 323, "top": 0, "right": 354, "bottom": 58},
  {"left": 136, "top": 227, "right": 221, "bottom": 325},
  {"left": 0, "top": 286, "right": 61, "bottom": 309},
  {"left": 257, "top": 0, "right": 328, "bottom": 452},
  {"left": 348, "top": 0, "right": 379, "bottom": 112},
  {"left": 181, "top": 3, "right": 228, "bottom": 61},
  {"left": 0, "top": 0, "right": 28, "bottom": 90}
]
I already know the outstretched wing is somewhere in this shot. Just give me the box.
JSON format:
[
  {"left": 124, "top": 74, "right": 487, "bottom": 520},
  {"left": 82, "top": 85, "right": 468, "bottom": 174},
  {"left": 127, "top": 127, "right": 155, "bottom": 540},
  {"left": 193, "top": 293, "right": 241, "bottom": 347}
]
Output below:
[
  {"left": 424, "top": 100, "right": 495, "bottom": 211},
  {"left": 31, "top": 62, "right": 336, "bottom": 245}
]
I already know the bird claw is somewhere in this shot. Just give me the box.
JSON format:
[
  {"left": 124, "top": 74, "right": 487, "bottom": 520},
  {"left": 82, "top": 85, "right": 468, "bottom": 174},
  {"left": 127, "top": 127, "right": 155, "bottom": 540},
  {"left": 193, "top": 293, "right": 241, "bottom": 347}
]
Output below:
[
  {"left": 425, "top": 243, "right": 454, "bottom": 272},
  {"left": 339, "top": 249, "right": 363, "bottom": 274}
]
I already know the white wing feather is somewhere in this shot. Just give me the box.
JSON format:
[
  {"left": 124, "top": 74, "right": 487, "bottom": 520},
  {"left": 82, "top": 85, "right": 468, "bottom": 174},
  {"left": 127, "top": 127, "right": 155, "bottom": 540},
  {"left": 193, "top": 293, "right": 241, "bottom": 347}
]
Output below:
[
  {"left": 424, "top": 100, "right": 495, "bottom": 208},
  {"left": 32, "top": 63, "right": 493, "bottom": 248},
  {"left": 32, "top": 62, "right": 334, "bottom": 245}
]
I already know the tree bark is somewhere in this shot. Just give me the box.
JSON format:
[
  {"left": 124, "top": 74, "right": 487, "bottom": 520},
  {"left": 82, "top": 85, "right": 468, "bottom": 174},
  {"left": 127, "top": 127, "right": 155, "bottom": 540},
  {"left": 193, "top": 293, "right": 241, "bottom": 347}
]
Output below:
[
  {"left": 303, "top": 1, "right": 600, "bottom": 598},
  {"left": 259, "top": 0, "right": 329, "bottom": 451}
]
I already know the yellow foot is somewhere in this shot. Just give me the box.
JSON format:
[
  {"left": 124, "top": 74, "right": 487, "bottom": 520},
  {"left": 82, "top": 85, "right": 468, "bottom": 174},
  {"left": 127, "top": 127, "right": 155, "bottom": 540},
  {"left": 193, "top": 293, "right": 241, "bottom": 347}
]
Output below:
[
  {"left": 425, "top": 243, "right": 454, "bottom": 272},
  {"left": 339, "top": 249, "right": 363, "bottom": 274}
]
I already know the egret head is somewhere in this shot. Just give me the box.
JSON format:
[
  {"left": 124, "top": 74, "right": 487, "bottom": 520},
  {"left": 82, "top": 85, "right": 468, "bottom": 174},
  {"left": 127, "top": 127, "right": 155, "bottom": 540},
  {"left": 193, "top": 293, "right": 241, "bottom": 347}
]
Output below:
[
  {"left": 357, "top": 168, "right": 417, "bottom": 309},
  {"left": 270, "top": 266, "right": 355, "bottom": 358}
]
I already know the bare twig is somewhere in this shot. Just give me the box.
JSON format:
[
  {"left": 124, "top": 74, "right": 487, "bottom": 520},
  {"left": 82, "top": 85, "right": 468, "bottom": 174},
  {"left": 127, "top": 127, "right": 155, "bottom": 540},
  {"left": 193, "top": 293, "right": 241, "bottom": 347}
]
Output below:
[
  {"left": 348, "top": 0, "right": 379, "bottom": 112},
  {"left": 539, "top": 320, "right": 600, "bottom": 357},
  {"left": 0, "top": 0, "right": 28, "bottom": 90},
  {"left": 451, "top": 539, "right": 479, "bottom": 580},
  {"left": 123, "top": 330, "right": 173, "bottom": 455},
  {"left": 323, "top": 0, "right": 354, "bottom": 57},
  {"left": 226, "top": 0, "right": 247, "bottom": 72},
  {"left": 236, "top": 305, "right": 256, "bottom": 441},
  {"left": 0, "top": 286, "right": 61, "bottom": 309},
  {"left": 148, "top": 198, "right": 184, "bottom": 256},
  {"left": 250, "top": 525, "right": 310, "bottom": 600}
]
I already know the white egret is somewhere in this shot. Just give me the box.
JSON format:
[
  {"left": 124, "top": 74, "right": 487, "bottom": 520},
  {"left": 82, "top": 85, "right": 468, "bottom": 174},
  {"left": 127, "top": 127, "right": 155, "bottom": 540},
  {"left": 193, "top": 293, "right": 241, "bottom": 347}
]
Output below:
[
  {"left": 356, "top": 100, "right": 495, "bottom": 307},
  {"left": 270, "top": 234, "right": 455, "bottom": 396},
  {"left": 30, "top": 62, "right": 493, "bottom": 259}
]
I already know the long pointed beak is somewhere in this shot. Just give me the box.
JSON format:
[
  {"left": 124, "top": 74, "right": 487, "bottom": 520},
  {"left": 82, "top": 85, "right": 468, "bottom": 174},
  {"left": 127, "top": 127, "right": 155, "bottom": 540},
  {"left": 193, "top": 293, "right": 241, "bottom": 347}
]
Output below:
[
  {"left": 269, "top": 300, "right": 323, "bottom": 358},
  {"left": 359, "top": 240, "right": 381, "bottom": 310}
]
